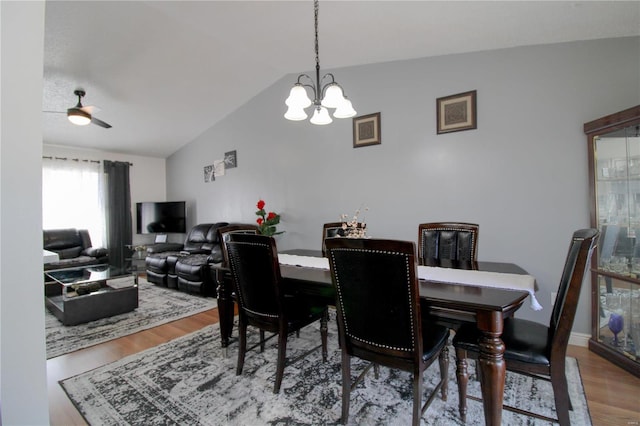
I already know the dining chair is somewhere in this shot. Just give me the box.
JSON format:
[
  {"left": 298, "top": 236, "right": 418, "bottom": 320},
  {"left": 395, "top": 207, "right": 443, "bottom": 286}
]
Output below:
[
  {"left": 321, "top": 221, "right": 364, "bottom": 256},
  {"left": 325, "top": 237, "right": 450, "bottom": 426},
  {"left": 218, "top": 223, "right": 260, "bottom": 267},
  {"left": 418, "top": 222, "right": 479, "bottom": 266},
  {"left": 215, "top": 224, "right": 260, "bottom": 344},
  {"left": 225, "top": 232, "right": 329, "bottom": 393},
  {"left": 452, "top": 228, "right": 598, "bottom": 425}
]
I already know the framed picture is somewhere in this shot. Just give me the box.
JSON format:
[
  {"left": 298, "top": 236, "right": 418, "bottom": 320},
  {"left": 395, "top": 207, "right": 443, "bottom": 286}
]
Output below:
[
  {"left": 224, "top": 150, "right": 237, "bottom": 168},
  {"left": 436, "top": 90, "right": 477, "bottom": 134},
  {"left": 204, "top": 165, "right": 215, "bottom": 182},
  {"left": 353, "top": 112, "right": 381, "bottom": 148}
]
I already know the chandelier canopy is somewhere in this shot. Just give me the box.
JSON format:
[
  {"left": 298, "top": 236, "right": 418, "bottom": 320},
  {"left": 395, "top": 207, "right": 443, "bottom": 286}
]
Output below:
[{"left": 284, "top": 0, "right": 356, "bottom": 125}]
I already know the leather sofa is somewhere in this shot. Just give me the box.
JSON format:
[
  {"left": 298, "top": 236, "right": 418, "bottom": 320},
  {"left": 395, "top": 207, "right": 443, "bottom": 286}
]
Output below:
[
  {"left": 43, "top": 228, "right": 109, "bottom": 271},
  {"left": 145, "top": 222, "right": 228, "bottom": 295}
]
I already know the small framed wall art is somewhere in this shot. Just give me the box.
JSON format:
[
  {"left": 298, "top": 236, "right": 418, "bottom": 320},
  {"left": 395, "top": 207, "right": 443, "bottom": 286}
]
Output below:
[
  {"left": 224, "top": 150, "right": 237, "bottom": 168},
  {"left": 353, "top": 112, "right": 381, "bottom": 148},
  {"left": 436, "top": 90, "right": 477, "bottom": 134}
]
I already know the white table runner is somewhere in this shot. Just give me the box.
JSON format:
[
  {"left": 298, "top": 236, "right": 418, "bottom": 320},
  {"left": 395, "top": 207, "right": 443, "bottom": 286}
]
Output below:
[
  {"left": 279, "top": 254, "right": 330, "bottom": 269},
  {"left": 278, "top": 254, "right": 542, "bottom": 311},
  {"left": 417, "top": 266, "right": 541, "bottom": 311}
]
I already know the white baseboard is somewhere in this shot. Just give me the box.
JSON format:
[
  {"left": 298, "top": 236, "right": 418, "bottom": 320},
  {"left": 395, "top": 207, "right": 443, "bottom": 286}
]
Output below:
[{"left": 569, "top": 332, "right": 590, "bottom": 347}]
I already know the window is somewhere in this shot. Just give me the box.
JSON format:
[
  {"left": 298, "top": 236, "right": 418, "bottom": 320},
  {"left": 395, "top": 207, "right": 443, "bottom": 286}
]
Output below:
[{"left": 42, "top": 159, "right": 105, "bottom": 247}]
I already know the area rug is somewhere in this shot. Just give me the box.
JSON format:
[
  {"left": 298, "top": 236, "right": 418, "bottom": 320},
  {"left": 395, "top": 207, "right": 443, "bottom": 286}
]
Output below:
[
  {"left": 46, "top": 278, "right": 217, "bottom": 359},
  {"left": 60, "top": 320, "right": 591, "bottom": 425}
]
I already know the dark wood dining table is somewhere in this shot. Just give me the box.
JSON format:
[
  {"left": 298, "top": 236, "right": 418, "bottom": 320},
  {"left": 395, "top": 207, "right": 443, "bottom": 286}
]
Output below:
[{"left": 213, "top": 249, "right": 530, "bottom": 426}]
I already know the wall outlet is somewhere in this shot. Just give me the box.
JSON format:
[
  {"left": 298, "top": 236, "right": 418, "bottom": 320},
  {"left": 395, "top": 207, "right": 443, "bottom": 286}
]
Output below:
[{"left": 551, "top": 291, "right": 557, "bottom": 308}]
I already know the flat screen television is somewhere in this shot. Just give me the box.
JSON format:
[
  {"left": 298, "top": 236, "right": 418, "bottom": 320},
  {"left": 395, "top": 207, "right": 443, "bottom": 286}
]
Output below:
[{"left": 136, "top": 201, "right": 186, "bottom": 234}]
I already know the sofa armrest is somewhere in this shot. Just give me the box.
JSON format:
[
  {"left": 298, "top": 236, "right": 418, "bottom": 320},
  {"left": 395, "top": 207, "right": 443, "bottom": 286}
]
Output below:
[
  {"left": 82, "top": 247, "right": 108, "bottom": 257},
  {"left": 146, "top": 243, "right": 184, "bottom": 254}
]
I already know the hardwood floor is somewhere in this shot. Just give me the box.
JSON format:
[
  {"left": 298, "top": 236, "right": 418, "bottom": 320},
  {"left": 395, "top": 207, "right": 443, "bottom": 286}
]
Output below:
[{"left": 48, "top": 309, "right": 640, "bottom": 425}]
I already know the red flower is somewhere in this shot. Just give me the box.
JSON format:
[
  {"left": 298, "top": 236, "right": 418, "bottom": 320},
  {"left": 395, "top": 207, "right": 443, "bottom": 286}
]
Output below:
[
  {"left": 256, "top": 200, "right": 265, "bottom": 210},
  {"left": 267, "top": 212, "right": 277, "bottom": 221},
  {"left": 256, "top": 218, "right": 264, "bottom": 225}
]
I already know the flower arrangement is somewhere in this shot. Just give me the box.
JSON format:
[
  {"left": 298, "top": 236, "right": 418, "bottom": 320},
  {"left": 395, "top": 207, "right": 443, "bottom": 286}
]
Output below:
[
  {"left": 133, "top": 245, "right": 147, "bottom": 259},
  {"left": 340, "top": 206, "right": 368, "bottom": 238},
  {"left": 255, "top": 199, "right": 283, "bottom": 236}
]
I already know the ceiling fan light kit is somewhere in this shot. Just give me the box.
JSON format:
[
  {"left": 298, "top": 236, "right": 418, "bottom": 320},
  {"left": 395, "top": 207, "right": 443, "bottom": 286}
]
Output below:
[
  {"left": 284, "top": 0, "right": 356, "bottom": 125},
  {"left": 62, "top": 89, "right": 112, "bottom": 129},
  {"left": 67, "top": 108, "right": 91, "bottom": 126}
]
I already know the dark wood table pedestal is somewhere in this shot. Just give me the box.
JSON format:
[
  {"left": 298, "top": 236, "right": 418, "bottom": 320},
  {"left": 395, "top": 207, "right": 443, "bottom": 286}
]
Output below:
[{"left": 477, "top": 311, "right": 507, "bottom": 426}]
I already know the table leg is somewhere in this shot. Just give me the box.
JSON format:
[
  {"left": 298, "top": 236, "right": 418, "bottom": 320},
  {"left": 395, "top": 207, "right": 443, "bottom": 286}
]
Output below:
[
  {"left": 214, "top": 268, "right": 234, "bottom": 357},
  {"left": 476, "top": 311, "right": 506, "bottom": 426}
]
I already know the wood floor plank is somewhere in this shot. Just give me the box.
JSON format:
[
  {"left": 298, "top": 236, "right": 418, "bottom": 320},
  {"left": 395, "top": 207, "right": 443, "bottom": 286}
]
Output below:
[{"left": 47, "top": 309, "right": 640, "bottom": 425}]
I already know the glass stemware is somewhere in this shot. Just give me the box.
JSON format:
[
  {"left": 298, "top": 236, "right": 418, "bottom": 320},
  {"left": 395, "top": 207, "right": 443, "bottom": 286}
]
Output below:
[{"left": 608, "top": 313, "right": 624, "bottom": 346}]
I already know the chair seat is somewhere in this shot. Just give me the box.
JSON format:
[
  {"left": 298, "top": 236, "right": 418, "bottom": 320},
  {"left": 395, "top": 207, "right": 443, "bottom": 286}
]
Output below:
[
  {"left": 453, "top": 318, "right": 551, "bottom": 365},
  {"left": 283, "top": 297, "right": 327, "bottom": 328},
  {"left": 421, "top": 323, "right": 450, "bottom": 361}
]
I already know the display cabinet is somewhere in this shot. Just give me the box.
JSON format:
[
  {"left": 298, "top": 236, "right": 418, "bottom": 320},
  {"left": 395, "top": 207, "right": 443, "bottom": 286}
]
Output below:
[{"left": 585, "top": 105, "right": 640, "bottom": 377}]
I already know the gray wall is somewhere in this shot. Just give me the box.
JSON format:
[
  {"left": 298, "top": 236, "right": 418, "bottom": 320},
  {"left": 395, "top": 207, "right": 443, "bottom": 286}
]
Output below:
[{"left": 168, "top": 36, "right": 640, "bottom": 334}]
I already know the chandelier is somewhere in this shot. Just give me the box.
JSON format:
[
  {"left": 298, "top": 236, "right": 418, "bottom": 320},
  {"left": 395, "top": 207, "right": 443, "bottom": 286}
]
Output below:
[{"left": 284, "top": 0, "right": 356, "bottom": 125}]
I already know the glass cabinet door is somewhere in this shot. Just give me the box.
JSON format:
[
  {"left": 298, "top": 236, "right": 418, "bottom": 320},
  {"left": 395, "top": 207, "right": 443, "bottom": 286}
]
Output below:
[{"left": 587, "top": 107, "right": 640, "bottom": 378}]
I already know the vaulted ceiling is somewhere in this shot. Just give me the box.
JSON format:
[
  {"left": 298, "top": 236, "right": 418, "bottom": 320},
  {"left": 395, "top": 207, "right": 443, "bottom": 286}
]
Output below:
[{"left": 42, "top": 1, "right": 640, "bottom": 158}]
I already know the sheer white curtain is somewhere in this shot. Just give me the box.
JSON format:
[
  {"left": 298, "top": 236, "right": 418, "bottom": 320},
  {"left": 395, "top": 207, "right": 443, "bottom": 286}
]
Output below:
[{"left": 42, "top": 158, "right": 106, "bottom": 248}]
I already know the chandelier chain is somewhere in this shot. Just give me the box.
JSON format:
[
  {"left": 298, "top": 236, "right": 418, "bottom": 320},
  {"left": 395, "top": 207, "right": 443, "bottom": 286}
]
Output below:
[{"left": 314, "top": 0, "right": 319, "bottom": 70}]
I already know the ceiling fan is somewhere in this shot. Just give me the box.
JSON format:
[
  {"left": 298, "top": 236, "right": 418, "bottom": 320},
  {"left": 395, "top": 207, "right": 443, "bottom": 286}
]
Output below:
[{"left": 47, "top": 89, "right": 112, "bottom": 129}]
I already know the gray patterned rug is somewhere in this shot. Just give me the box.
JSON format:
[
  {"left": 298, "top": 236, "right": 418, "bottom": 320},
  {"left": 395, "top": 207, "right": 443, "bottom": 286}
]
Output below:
[
  {"left": 61, "top": 319, "right": 591, "bottom": 425},
  {"left": 46, "top": 278, "right": 217, "bottom": 359}
]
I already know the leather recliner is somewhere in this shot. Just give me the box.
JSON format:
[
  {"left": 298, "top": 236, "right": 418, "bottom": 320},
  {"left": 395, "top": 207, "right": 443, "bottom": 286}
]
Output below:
[
  {"left": 145, "top": 222, "right": 228, "bottom": 291},
  {"left": 174, "top": 222, "right": 238, "bottom": 296}
]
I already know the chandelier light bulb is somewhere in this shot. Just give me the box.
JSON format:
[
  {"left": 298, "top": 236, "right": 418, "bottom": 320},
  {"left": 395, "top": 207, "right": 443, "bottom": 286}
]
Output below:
[
  {"left": 310, "top": 106, "right": 332, "bottom": 125},
  {"left": 333, "top": 98, "right": 357, "bottom": 119},
  {"left": 285, "top": 84, "right": 312, "bottom": 109},
  {"left": 321, "top": 84, "right": 345, "bottom": 108},
  {"left": 284, "top": 105, "right": 308, "bottom": 121}
]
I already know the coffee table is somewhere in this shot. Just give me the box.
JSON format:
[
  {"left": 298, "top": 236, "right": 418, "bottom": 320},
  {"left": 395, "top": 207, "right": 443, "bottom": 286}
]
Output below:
[{"left": 45, "top": 265, "right": 138, "bottom": 325}]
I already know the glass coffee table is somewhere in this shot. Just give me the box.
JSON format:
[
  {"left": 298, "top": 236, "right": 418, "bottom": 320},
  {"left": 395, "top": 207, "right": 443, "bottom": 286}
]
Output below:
[{"left": 45, "top": 265, "right": 138, "bottom": 325}]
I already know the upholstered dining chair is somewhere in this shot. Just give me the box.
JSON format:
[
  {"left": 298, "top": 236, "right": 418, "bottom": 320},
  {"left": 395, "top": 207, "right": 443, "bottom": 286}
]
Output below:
[
  {"left": 325, "top": 237, "right": 450, "bottom": 426},
  {"left": 218, "top": 223, "right": 260, "bottom": 267},
  {"left": 418, "top": 222, "right": 479, "bottom": 266},
  {"left": 321, "top": 221, "right": 365, "bottom": 256},
  {"left": 452, "top": 228, "right": 598, "bottom": 425},
  {"left": 215, "top": 224, "right": 260, "bottom": 345},
  {"left": 225, "top": 233, "right": 329, "bottom": 393}
]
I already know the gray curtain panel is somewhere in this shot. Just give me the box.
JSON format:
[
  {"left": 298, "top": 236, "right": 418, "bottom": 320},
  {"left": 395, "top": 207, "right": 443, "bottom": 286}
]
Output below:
[{"left": 104, "top": 160, "right": 132, "bottom": 270}]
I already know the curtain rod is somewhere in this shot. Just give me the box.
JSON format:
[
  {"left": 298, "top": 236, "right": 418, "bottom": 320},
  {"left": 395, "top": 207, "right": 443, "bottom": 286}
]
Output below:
[{"left": 42, "top": 156, "right": 133, "bottom": 166}]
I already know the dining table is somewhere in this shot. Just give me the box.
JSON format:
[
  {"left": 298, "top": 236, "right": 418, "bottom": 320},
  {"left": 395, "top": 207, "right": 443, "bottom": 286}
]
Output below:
[{"left": 212, "top": 249, "right": 533, "bottom": 426}]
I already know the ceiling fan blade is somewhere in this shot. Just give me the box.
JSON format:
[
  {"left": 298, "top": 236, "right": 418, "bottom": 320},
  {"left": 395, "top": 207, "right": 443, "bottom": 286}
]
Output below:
[
  {"left": 91, "top": 116, "right": 112, "bottom": 129},
  {"left": 80, "top": 105, "right": 97, "bottom": 114}
]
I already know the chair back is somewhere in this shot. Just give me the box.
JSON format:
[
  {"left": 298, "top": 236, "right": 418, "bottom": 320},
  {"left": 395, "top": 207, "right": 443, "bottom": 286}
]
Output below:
[
  {"left": 326, "top": 238, "right": 422, "bottom": 365},
  {"left": 549, "top": 228, "right": 599, "bottom": 359},
  {"left": 226, "top": 233, "right": 283, "bottom": 324},
  {"left": 217, "top": 224, "right": 260, "bottom": 267},
  {"left": 418, "top": 222, "right": 479, "bottom": 264},
  {"left": 322, "top": 221, "right": 364, "bottom": 256}
]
